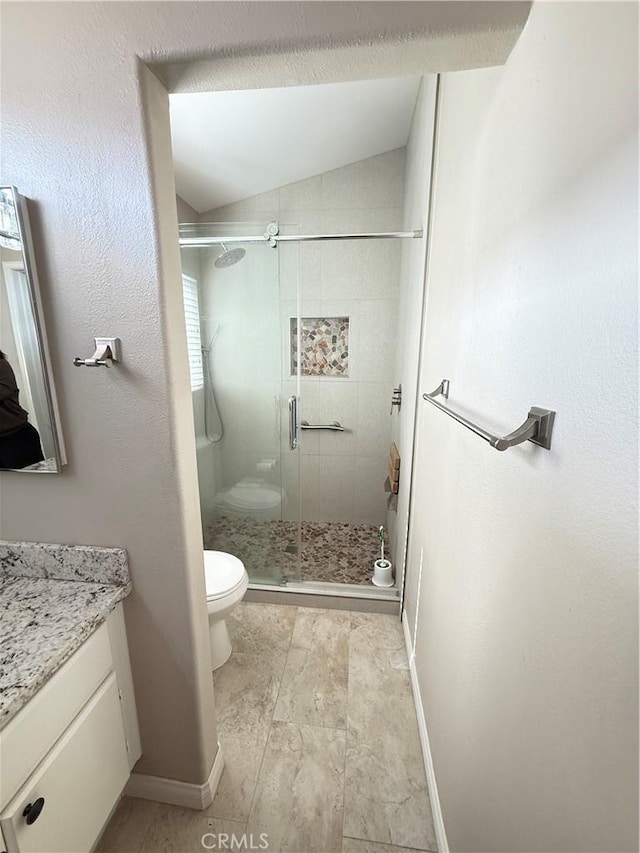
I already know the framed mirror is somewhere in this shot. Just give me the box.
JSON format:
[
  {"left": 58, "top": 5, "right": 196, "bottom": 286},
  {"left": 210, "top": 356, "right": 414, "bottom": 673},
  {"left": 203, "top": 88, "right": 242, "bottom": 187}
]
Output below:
[{"left": 1, "top": 186, "right": 66, "bottom": 472}]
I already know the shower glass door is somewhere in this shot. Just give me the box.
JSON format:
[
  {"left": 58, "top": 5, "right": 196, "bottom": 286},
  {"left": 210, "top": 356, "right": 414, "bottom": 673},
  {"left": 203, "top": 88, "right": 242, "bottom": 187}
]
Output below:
[{"left": 180, "top": 221, "right": 301, "bottom": 585}]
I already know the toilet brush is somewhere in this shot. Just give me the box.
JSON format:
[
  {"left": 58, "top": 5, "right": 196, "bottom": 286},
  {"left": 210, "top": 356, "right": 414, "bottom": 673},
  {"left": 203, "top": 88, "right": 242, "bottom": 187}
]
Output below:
[{"left": 372, "top": 525, "right": 393, "bottom": 587}]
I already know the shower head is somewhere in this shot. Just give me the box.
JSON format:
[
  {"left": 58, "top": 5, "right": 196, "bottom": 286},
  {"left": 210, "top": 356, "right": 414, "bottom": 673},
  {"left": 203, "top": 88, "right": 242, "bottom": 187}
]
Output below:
[{"left": 215, "top": 243, "right": 246, "bottom": 269}]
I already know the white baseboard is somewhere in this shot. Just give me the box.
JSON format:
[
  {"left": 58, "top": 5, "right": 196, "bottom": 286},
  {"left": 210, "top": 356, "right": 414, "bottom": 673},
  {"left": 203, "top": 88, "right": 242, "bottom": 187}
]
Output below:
[
  {"left": 125, "top": 742, "right": 224, "bottom": 810},
  {"left": 402, "top": 612, "right": 449, "bottom": 853}
]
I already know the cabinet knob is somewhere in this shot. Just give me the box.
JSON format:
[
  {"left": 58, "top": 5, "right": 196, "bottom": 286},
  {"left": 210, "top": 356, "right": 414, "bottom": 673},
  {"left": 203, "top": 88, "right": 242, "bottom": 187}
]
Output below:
[{"left": 23, "top": 797, "right": 45, "bottom": 825}]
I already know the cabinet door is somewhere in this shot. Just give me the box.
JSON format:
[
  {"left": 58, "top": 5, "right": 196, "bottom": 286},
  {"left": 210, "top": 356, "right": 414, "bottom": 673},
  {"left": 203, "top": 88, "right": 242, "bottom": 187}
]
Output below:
[
  {"left": 0, "top": 622, "right": 113, "bottom": 809},
  {"left": 0, "top": 673, "right": 129, "bottom": 853}
]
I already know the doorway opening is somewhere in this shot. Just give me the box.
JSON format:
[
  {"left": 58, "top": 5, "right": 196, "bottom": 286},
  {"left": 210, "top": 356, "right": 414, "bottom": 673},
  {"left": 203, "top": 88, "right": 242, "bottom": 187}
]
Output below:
[{"left": 170, "top": 77, "right": 435, "bottom": 602}]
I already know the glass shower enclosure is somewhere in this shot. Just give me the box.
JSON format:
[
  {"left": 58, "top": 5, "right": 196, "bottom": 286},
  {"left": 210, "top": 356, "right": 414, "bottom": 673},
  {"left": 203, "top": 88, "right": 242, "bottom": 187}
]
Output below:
[{"left": 180, "top": 221, "right": 301, "bottom": 585}]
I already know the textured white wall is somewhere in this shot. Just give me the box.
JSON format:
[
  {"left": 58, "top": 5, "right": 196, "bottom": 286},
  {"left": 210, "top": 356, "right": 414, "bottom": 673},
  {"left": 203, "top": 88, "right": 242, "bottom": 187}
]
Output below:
[
  {"left": 0, "top": 0, "right": 529, "bottom": 786},
  {"left": 200, "top": 150, "right": 406, "bottom": 528},
  {"left": 163, "top": 2, "right": 531, "bottom": 94},
  {"left": 403, "top": 4, "right": 638, "bottom": 851}
]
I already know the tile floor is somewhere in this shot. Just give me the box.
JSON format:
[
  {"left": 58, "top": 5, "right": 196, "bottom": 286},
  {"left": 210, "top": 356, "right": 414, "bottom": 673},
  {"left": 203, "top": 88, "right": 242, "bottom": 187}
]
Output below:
[
  {"left": 98, "top": 602, "right": 436, "bottom": 853},
  {"left": 204, "top": 519, "right": 390, "bottom": 586}
]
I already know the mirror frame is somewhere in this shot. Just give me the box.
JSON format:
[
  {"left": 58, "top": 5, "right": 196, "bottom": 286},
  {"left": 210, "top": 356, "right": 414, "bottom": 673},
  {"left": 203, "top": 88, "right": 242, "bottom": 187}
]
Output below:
[{"left": 1, "top": 186, "right": 66, "bottom": 473}]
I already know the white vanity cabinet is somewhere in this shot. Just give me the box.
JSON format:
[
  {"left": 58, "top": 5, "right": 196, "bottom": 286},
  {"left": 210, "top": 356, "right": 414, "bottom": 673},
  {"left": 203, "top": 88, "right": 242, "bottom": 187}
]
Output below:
[{"left": 0, "top": 605, "right": 141, "bottom": 853}]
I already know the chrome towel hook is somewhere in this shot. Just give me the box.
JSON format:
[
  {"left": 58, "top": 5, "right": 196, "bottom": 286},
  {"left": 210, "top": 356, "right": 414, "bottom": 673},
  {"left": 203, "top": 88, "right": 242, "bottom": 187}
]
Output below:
[{"left": 74, "top": 337, "right": 121, "bottom": 368}]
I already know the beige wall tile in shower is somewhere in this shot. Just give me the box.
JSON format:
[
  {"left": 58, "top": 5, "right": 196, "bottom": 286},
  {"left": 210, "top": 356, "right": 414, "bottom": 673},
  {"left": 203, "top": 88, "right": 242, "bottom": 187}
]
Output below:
[
  {"left": 278, "top": 245, "right": 300, "bottom": 302},
  {"left": 279, "top": 209, "right": 323, "bottom": 301},
  {"left": 354, "top": 299, "right": 398, "bottom": 383},
  {"left": 321, "top": 149, "right": 406, "bottom": 211},
  {"left": 317, "top": 455, "right": 356, "bottom": 521},
  {"left": 316, "top": 380, "right": 358, "bottom": 456},
  {"left": 356, "top": 382, "right": 394, "bottom": 458},
  {"left": 298, "top": 379, "right": 321, "bottom": 456},
  {"left": 353, "top": 456, "right": 388, "bottom": 526},
  {"left": 252, "top": 188, "right": 280, "bottom": 213},
  {"left": 281, "top": 451, "right": 301, "bottom": 521},
  {"left": 201, "top": 199, "right": 257, "bottom": 221},
  {"left": 301, "top": 454, "right": 320, "bottom": 519},
  {"left": 320, "top": 210, "right": 403, "bottom": 302},
  {"left": 279, "top": 175, "right": 323, "bottom": 210}
]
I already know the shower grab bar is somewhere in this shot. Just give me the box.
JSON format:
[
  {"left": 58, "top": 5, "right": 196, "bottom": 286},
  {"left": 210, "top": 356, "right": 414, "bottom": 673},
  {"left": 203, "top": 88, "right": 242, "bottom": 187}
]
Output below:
[
  {"left": 300, "top": 420, "right": 346, "bottom": 432},
  {"left": 422, "top": 379, "right": 555, "bottom": 451}
]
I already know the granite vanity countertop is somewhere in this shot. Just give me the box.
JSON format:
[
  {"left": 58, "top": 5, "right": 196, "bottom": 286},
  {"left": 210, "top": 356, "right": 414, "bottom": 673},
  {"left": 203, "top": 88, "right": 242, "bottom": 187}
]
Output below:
[{"left": 0, "top": 541, "right": 131, "bottom": 730}]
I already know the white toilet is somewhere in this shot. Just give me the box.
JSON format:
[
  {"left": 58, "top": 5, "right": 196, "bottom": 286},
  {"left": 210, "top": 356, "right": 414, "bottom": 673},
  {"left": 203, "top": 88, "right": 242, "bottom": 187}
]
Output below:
[{"left": 204, "top": 550, "right": 249, "bottom": 670}]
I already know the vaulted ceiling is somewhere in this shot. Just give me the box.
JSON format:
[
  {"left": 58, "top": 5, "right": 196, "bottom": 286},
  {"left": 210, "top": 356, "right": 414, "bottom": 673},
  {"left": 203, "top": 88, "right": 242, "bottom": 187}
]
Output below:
[{"left": 170, "top": 75, "right": 421, "bottom": 213}]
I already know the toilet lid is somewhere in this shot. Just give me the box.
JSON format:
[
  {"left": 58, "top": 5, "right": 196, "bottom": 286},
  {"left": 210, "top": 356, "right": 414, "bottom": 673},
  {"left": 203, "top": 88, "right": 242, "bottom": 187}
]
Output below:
[{"left": 204, "top": 551, "right": 246, "bottom": 599}]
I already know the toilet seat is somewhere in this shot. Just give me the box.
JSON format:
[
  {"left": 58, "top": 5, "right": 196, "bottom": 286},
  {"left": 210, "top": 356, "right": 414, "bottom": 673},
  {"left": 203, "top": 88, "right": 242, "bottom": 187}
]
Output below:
[{"left": 204, "top": 550, "right": 247, "bottom": 601}]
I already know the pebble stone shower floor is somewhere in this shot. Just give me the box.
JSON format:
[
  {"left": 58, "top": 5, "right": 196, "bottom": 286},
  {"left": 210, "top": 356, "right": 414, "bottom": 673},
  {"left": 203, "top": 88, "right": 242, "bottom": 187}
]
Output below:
[
  {"left": 203, "top": 519, "right": 391, "bottom": 586},
  {"left": 97, "top": 602, "right": 437, "bottom": 852}
]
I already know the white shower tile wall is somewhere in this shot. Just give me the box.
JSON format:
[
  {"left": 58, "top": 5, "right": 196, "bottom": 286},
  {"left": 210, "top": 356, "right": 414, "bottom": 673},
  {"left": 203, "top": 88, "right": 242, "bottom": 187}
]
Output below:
[{"left": 200, "top": 149, "right": 406, "bottom": 527}]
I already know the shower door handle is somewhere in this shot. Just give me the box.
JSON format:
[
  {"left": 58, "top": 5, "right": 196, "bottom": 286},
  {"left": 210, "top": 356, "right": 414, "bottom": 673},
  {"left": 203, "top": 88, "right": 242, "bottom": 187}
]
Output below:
[{"left": 288, "top": 396, "right": 298, "bottom": 450}]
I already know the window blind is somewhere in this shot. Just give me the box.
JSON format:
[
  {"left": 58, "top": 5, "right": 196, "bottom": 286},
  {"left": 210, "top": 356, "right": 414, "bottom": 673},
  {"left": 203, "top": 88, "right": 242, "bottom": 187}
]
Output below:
[{"left": 182, "top": 274, "right": 204, "bottom": 390}]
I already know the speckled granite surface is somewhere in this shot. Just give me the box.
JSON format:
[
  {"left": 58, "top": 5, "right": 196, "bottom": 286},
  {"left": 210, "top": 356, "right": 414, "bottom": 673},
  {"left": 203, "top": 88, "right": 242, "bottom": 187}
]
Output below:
[
  {"left": 0, "top": 540, "right": 128, "bottom": 585},
  {"left": 0, "top": 541, "right": 131, "bottom": 730}
]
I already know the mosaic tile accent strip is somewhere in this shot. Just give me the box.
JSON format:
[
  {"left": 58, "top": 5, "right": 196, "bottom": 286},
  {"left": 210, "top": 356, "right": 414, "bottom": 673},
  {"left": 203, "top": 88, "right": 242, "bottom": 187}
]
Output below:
[
  {"left": 203, "top": 518, "right": 390, "bottom": 586},
  {"left": 291, "top": 317, "right": 349, "bottom": 377},
  {"left": 0, "top": 540, "right": 130, "bottom": 586}
]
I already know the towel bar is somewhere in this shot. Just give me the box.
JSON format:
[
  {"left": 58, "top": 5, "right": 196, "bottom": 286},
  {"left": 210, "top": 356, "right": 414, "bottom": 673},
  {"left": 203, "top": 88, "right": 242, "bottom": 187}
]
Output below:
[{"left": 422, "top": 379, "right": 555, "bottom": 451}]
